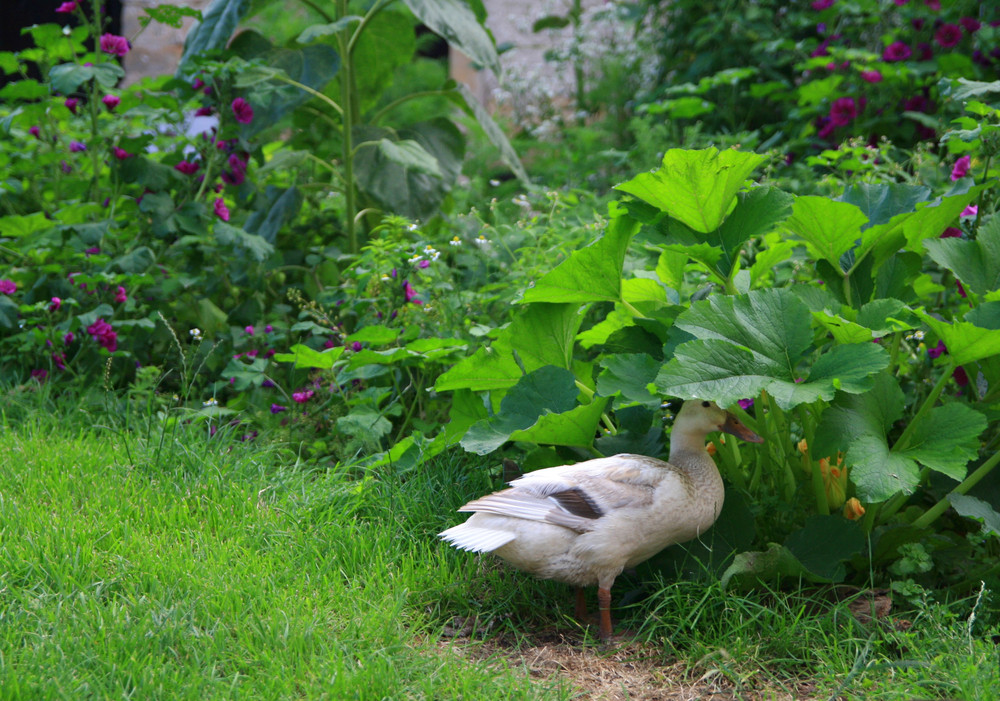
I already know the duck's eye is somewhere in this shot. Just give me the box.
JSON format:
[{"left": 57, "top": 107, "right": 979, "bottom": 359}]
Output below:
[{"left": 701, "top": 400, "right": 710, "bottom": 408}]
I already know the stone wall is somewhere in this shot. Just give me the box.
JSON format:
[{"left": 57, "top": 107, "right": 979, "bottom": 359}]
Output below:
[{"left": 121, "top": 0, "right": 213, "bottom": 84}]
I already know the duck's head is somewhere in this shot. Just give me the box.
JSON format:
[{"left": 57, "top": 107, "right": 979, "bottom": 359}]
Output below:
[{"left": 675, "top": 400, "right": 763, "bottom": 443}]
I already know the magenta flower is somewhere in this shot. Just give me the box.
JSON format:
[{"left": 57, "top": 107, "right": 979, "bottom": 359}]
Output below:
[
  {"left": 114, "top": 286, "right": 127, "bottom": 303},
  {"left": 55, "top": 1, "right": 77, "bottom": 12},
  {"left": 112, "top": 146, "right": 130, "bottom": 160},
  {"left": 860, "top": 70, "right": 883, "bottom": 83},
  {"left": 61, "top": 160, "right": 72, "bottom": 173},
  {"left": 811, "top": 0, "right": 834, "bottom": 8},
  {"left": 418, "top": 259, "right": 430, "bottom": 269},
  {"left": 264, "top": 324, "right": 273, "bottom": 333},
  {"left": 961, "top": 204, "right": 978, "bottom": 218},
  {"left": 213, "top": 198, "right": 230, "bottom": 221},
  {"left": 292, "top": 389, "right": 315, "bottom": 404},
  {"left": 52, "top": 353, "right": 66, "bottom": 370},
  {"left": 100, "top": 33, "right": 130, "bottom": 57},
  {"left": 231, "top": 98, "right": 254, "bottom": 124},
  {"left": 883, "top": 42, "right": 911, "bottom": 62},
  {"left": 65, "top": 97, "right": 78, "bottom": 114},
  {"left": 49, "top": 297, "right": 61, "bottom": 311},
  {"left": 934, "top": 24, "right": 962, "bottom": 48},
  {"left": 402, "top": 280, "right": 422, "bottom": 305},
  {"left": 940, "top": 227, "right": 962, "bottom": 238},
  {"left": 737, "top": 398, "right": 754, "bottom": 410},
  {"left": 924, "top": 0, "right": 940, "bottom": 10},
  {"left": 893, "top": 0, "right": 908, "bottom": 4},
  {"left": 174, "top": 160, "right": 199, "bottom": 175},
  {"left": 63, "top": 332, "right": 75, "bottom": 345},
  {"left": 351, "top": 341, "right": 363, "bottom": 352},
  {"left": 829, "top": 97, "right": 857, "bottom": 126},
  {"left": 927, "top": 341, "right": 947, "bottom": 359},
  {"left": 244, "top": 325, "right": 254, "bottom": 336},
  {"left": 0, "top": 279, "right": 16, "bottom": 295},
  {"left": 953, "top": 366, "right": 969, "bottom": 387},
  {"left": 31, "top": 369, "right": 48, "bottom": 382},
  {"left": 86, "top": 318, "right": 118, "bottom": 352},
  {"left": 69, "top": 141, "right": 86, "bottom": 153},
  {"left": 960, "top": 17, "right": 981, "bottom": 33},
  {"left": 29, "top": 125, "right": 40, "bottom": 139},
  {"left": 195, "top": 106, "right": 213, "bottom": 116},
  {"left": 102, "top": 94, "right": 120, "bottom": 111},
  {"left": 951, "top": 155, "right": 971, "bottom": 181},
  {"left": 192, "top": 78, "right": 205, "bottom": 91},
  {"left": 270, "top": 404, "right": 287, "bottom": 414}
]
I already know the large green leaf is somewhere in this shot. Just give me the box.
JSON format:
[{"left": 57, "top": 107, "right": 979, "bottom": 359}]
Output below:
[
  {"left": 349, "top": 10, "right": 417, "bottom": 113},
  {"left": 447, "top": 82, "right": 528, "bottom": 185},
  {"left": 813, "top": 373, "right": 987, "bottom": 502},
  {"left": 713, "top": 186, "right": 794, "bottom": 276},
  {"left": 461, "top": 366, "right": 578, "bottom": 454},
  {"left": 244, "top": 186, "right": 304, "bottom": 244},
  {"left": 521, "top": 206, "right": 639, "bottom": 304},
  {"left": 924, "top": 216, "right": 1000, "bottom": 296},
  {"left": 949, "top": 494, "right": 1000, "bottom": 537},
  {"left": 435, "top": 303, "right": 583, "bottom": 392},
  {"left": 273, "top": 344, "right": 345, "bottom": 370},
  {"left": 916, "top": 312, "right": 1000, "bottom": 365},
  {"left": 353, "top": 119, "right": 464, "bottom": 221},
  {"left": 402, "top": 0, "right": 500, "bottom": 75},
  {"left": 839, "top": 182, "right": 931, "bottom": 227},
  {"left": 509, "top": 396, "right": 610, "bottom": 450},
  {"left": 178, "top": 0, "right": 252, "bottom": 72},
  {"left": 655, "top": 289, "right": 888, "bottom": 409},
  {"left": 783, "top": 196, "right": 868, "bottom": 271},
  {"left": 615, "top": 148, "right": 768, "bottom": 234},
  {"left": 596, "top": 353, "right": 661, "bottom": 407}
]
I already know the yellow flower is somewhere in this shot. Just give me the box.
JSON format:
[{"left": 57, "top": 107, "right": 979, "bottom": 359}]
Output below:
[
  {"left": 843, "top": 497, "right": 865, "bottom": 520},
  {"left": 797, "top": 438, "right": 809, "bottom": 454},
  {"left": 819, "top": 453, "right": 847, "bottom": 509},
  {"left": 706, "top": 441, "right": 717, "bottom": 456}
]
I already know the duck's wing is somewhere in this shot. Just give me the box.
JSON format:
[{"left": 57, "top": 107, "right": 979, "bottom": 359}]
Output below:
[{"left": 458, "top": 455, "right": 662, "bottom": 533}]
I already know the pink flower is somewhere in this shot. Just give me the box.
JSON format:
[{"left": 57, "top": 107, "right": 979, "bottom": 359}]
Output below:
[
  {"left": 418, "top": 259, "right": 430, "bottom": 269},
  {"left": 960, "top": 17, "right": 981, "bottom": 33},
  {"left": 0, "top": 279, "right": 16, "bottom": 294},
  {"left": 927, "top": 341, "right": 947, "bottom": 359},
  {"left": 738, "top": 398, "right": 754, "bottom": 409},
  {"left": 174, "top": 160, "right": 199, "bottom": 175},
  {"left": 935, "top": 24, "right": 962, "bottom": 48},
  {"left": 231, "top": 98, "right": 254, "bottom": 124},
  {"left": 951, "top": 155, "right": 971, "bottom": 181},
  {"left": 112, "top": 146, "right": 130, "bottom": 160},
  {"left": 883, "top": 42, "right": 911, "bottom": 62},
  {"left": 292, "top": 389, "right": 314, "bottom": 404},
  {"left": 102, "top": 94, "right": 120, "bottom": 111},
  {"left": 114, "top": 286, "right": 127, "bottom": 303},
  {"left": 65, "top": 97, "right": 79, "bottom": 114},
  {"left": 69, "top": 141, "right": 86, "bottom": 152},
  {"left": 49, "top": 297, "right": 61, "bottom": 311},
  {"left": 100, "top": 33, "right": 130, "bottom": 57},
  {"left": 403, "top": 280, "right": 422, "bottom": 305},
  {"left": 860, "top": 70, "right": 883, "bottom": 83},
  {"left": 893, "top": 0, "right": 908, "bottom": 4},
  {"left": 245, "top": 325, "right": 254, "bottom": 336},
  {"left": 195, "top": 106, "right": 213, "bottom": 116},
  {"left": 924, "top": 0, "right": 940, "bottom": 10},
  {"left": 55, "top": 1, "right": 77, "bottom": 12},
  {"left": 940, "top": 227, "right": 962, "bottom": 238},
  {"left": 29, "top": 125, "right": 40, "bottom": 139},
  {"left": 192, "top": 78, "right": 205, "bottom": 91},
  {"left": 264, "top": 324, "right": 273, "bottom": 333},
  {"left": 214, "top": 198, "right": 230, "bottom": 221},
  {"left": 52, "top": 353, "right": 66, "bottom": 370},
  {"left": 829, "top": 97, "right": 857, "bottom": 126},
  {"left": 86, "top": 318, "right": 118, "bottom": 352},
  {"left": 811, "top": 0, "right": 834, "bottom": 8},
  {"left": 961, "top": 205, "right": 978, "bottom": 219}
]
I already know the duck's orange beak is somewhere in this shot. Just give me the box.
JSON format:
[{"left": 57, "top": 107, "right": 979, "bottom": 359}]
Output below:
[{"left": 721, "top": 412, "right": 764, "bottom": 443}]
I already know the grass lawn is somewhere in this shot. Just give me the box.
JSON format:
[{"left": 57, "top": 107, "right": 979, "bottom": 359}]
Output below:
[{"left": 1, "top": 405, "right": 997, "bottom": 699}]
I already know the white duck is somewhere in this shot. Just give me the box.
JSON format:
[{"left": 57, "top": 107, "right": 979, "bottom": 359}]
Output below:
[{"left": 439, "top": 400, "right": 763, "bottom": 640}]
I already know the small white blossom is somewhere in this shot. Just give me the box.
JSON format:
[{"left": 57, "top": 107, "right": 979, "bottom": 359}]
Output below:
[
  {"left": 448, "top": 236, "right": 462, "bottom": 247},
  {"left": 408, "top": 253, "right": 423, "bottom": 264},
  {"left": 423, "top": 245, "right": 441, "bottom": 260},
  {"left": 203, "top": 397, "right": 218, "bottom": 407},
  {"left": 474, "top": 235, "right": 490, "bottom": 247},
  {"left": 489, "top": 179, "right": 501, "bottom": 187}
]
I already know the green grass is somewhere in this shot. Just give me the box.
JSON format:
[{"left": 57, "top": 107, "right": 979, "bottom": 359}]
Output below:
[{"left": 1, "top": 402, "right": 998, "bottom": 700}]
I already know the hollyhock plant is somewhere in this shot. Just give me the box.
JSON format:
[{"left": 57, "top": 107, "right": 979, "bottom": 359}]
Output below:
[
  {"left": 69, "top": 141, "right": 86, "bottom": 153},
  {"left": 29, "top": 125, "right": 40, "bottom": 139},
  {"left": 213, "top": 198, "right": 230, "bottom": 221},
  {"left": 0, "top": 279, "right": 16, "bottom": 295},
  {"left": 811, "top": 0, "right": 834, "bottom": 9},
  {"left": 292, "top": 389, "right": 315, "bottom": 404},
  {"left": 951, "top": 155, "right": 971, "bottom": 181},
  {"left": 829, "top": 97, "right": 857, "bottom": 126},
  {"left": 112, "top": 146, "right": 130, "bottom": 160},
  {"left": 86, "top": 318, "right": 118, "bottom": 352},
  {"left": 49, "top": 297, "right": 61, "bottom": 311},
  {"left": 55, "top": 1, "right": 77, "bottom": 12},
  {"left": 231, "top": 97, "right": 254, "bottom": 124},
  {"left": 940, "top": 227, "right": 962, "bottom": 238},
  {"left": 65, "top": 97, "right": 79, "bottom": 114},
  {"left": 115, "top": 286, "right": 127, "bottom": 303},
  {"left": 100, "top": 33, "right": 130, "bottom": 57},
  {"left": 101, "top": 94, "right": 120, "bottom": 111},
  {"left": 860, "top": 70, "right": 882, "bottom": 83},
  {"left": 270, "top": 404, "right": 287, "bottom": 414},
  {"left": 960, "top": 17, "right": 981, "bottom": 33},
  {"left": 883, "top": 42, "right": 912, "bottom": 62},
  {"left": 934, "top": 24, "right": 962, "bottom": 49},
  {"left": 174, "top": 160, "right": 199, "bottom": 175}
]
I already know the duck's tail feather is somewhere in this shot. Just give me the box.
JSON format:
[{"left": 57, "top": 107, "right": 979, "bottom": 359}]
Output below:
[{"left": 438, "top": 524, "right": 515, "bottom": 553}]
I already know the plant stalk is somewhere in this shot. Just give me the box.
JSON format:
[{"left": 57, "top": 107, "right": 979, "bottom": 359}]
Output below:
[{"left": 911, "top": 450, "right": 1000, "bottom": 530}]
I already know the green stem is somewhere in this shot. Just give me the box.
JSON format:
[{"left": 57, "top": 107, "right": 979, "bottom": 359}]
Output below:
[
  {"left": 911, "top": 450, "right": 1000, "bottom": 530},
  {"left": 337, "top": 0, "right": 358, "bottom": 255},
  {"left": 272, "top": 75, "right": 343, "bottom": 116},
  {"left": 892, "top": 362, "right": 953, "bottom": 453},
  {"left": 348, "top": 0, "right": 396, "bottom": 56}
]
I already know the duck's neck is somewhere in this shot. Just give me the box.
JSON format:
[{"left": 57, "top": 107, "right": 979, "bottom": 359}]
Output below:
[{"left": 668, "top": 429, "right": 719, "bottom": 475}]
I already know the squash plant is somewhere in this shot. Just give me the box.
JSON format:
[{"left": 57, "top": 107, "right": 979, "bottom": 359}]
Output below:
[
  {"left": 178, "top": 0, "right": 526, "bottom": 254},
  {"left": 435, "top": 134, "right": 1000, "bottom": 588}
]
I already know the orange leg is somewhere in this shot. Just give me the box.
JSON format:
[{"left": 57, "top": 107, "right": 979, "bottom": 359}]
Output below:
[
  {"left": 574, "top": 587, "right": 588, "bottom": 620},
  {"left": 597, "top": 586, "right": 613, "bottom": 640}
]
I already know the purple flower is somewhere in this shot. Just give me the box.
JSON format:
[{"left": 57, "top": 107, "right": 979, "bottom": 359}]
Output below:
[
  {"left": 114, "top": 286, "right": 127, "bottom": 303},
  {"left": 49, "top": 297, "right": 61, "bottom": 311},
  {"left": 244, "top": 325, "right": 255, "bottom": 336},
  {"left": 402, "top": 280, "right": 422, "bottom": 305},
  {"left": 418, "top": 259, "right": 430, "bottom": 269},
  {"left": 69, "top": 141, "right": 86, "bottom": 152},
  {"left": 883, "top": 42, "right": 912, "bottom": 62},
  {"left": 960, "top": 17, "right": 981, "bottom": 33},
  {"left": 860, "top": 70, "right": 883, "bottom": 83},
  {"left": 951, "top": 155, "right": 971, "bottom": 181},
  {"left": 231, "top": 98, "right": 254, "bottom": 124},
  {"left": 100, "top": 33, "right": 130, "bottom": 57},
  {"left": 262, "top": 378, "right": 276, "bottom": 388},
  {"left": 264, "top": 324, "right": 273, "bottom": 333},
  {"left": 903, "top": 95, "right": 932, "bottom": 114},
  {"left": 102, "top": 94, "right": 120, "bottom": 111},
  {"left": 194, "top": 106, "right": 213, "bottom": 117},
  {"left": 85, "top": 246, "right": 100, "bottom": 255},
  {"left": 351, "top": 341, "right": 363, "bottom": 352},
  {"left": 86, "top": 318, "right": 118, "bottom": 352},
  {"left": 737, "top": 398, "right": 754, "bottom": 410},
  {"left": 270, "top": 404, "right": 287, "bottom": 414},
  {"left": 292, "top": 389, "right": 314, "bottom": 404},
  {"left": 29, "top": 125, "right": 41, "bottom": 139},
  {"left": 192, "top": 78, "right": 205, "bottom": 91},
  {"left": 112, "top": 146, "right": 130, "bottom": 160},
  {"left": 65, "top": 97, "right": 79, "bottom": 114},
  {"left": 893, "top": 0, "right": 908, "bottom": 4},
  {"left": 953, "top": 366, "right": 969, "bottom": 387},
  {"left": 31, "top": 369, "right": 48, "bottom": 382},
  {"left": 55, "top": 1, "right": 77, "bottom": 12},
  {"left": 811, "top": 0, "right": 834, "bottom": 8},
  {"left": 214, "top": 198, "right": 230, "bottom": 221},
  {"left": 0, "top": 279, "right": 16, "bottom": 295},
  {"left": 934, "top": 24, "right": 962, "bottom": 49},
  {"left": 63, "top": 332, "right": 75, "bottom": 345},
  {"left": 927, "top": 341, "right": 947, "bottom": 359},
  {"left": 940, "top": 227, "right": 962, "bottom": 238},
  {"left": 961, "top": 205, "right": 978, "bottom": 219},
  {"left": 924, "top": 0, "right": 940, "bottom": 10},
  {"left": 60, "top": 160, "right": 72, "bottom": 174},
  {"left": 174, "top": 160, "right": 199, "bottom": 175},
  {"left": 52, "top": 353, "right": 66, "bottom": 370},
  {"left": 829, "top": 97, "right": 857, "bottom": 126}
]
